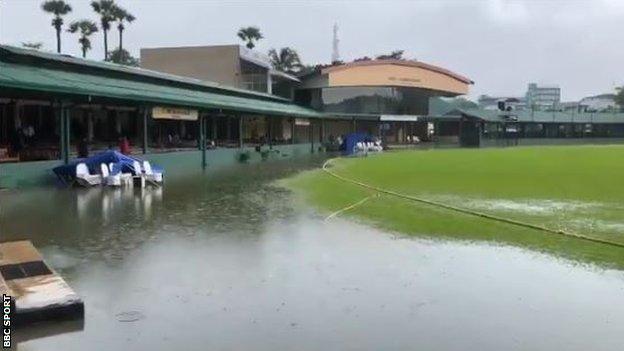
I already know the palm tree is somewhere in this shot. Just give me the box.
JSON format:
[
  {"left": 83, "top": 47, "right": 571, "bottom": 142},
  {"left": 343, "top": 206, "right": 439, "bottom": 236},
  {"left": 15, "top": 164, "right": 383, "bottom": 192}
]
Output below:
[
  {"left": 41, "top": 0, "right": 72, "bottom": 53},
  {"left": 112, "top": 6, "right": 135, "bottom": 52},
  {"left": 268, "top": 47, "right": 302, "bottom": 73},
  {"left": 91, "top": 0, "right": 117, "bottom": 59},
  {"left": 237, "top": 27, "right": 263, "bottom": 49},
  {"left": 68, "top": 20, "right": 99, "bottom": 58}
]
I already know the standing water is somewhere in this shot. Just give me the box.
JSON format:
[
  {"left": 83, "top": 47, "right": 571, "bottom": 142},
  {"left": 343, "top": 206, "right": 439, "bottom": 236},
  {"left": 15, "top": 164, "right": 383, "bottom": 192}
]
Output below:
[{"left": 1, "top": 155, "right": 623, "bottom": 351}]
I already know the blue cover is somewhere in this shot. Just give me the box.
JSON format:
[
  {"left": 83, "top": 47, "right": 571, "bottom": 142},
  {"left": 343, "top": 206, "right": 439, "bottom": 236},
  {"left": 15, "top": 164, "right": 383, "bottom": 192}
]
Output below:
[
  {"left": 341, "top": 133, "right": 374, "bottom": 155},
  {"left": 52, "top": 150, "right": 163, "bottom": 180}
]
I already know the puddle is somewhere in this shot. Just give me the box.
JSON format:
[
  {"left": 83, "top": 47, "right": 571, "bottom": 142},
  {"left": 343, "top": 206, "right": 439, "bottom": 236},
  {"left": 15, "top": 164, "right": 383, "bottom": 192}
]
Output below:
[
  {"left": 2, "top": 157, "right": 624, "bottom": 350},
  {"left": 432, "top": 195, "right": 600, "bottom": 215}
]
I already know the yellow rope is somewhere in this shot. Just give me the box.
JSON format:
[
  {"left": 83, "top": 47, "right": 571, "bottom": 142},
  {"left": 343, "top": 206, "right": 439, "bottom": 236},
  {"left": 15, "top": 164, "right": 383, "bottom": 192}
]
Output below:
[
  {"left": 322, "top": 158, "right": 624, "bottom": 249},
  {"left": 324, "top": 193, "right": 379, "bottom": 222}
]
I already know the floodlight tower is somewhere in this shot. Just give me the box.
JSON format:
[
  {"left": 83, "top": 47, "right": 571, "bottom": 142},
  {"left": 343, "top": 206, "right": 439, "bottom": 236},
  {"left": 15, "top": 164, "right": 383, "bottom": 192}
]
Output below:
[{"left": 332, "top": 23, "right": 340, "bottom": 63}]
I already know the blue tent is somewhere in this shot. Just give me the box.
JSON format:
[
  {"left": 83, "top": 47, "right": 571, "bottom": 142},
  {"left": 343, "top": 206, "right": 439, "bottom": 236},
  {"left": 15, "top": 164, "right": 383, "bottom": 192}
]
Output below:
[
  {"left": 53, "top": 150, "right": 163, "bottom": 181},
  {"left": 341, "top": 133, "right": 375, "bottom": 155}
]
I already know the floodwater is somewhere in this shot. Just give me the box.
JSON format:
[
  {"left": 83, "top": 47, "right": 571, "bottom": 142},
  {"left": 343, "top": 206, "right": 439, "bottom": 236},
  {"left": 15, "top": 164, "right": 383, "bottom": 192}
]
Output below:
[{"left": 2, "top": 156, "right": 624, "bottom": 351}]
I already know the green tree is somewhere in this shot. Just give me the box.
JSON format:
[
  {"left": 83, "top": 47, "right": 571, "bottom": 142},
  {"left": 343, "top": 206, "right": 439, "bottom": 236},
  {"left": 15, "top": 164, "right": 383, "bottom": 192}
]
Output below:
[
  {"left": 376, "top": 50, "right": 405, "bottom": 60},
  {"left": 68, "top": 20, "right": 99, "bottom": 58},
  {"left": 22, "top": 42, "right": 44, "bottom": 50},
  {"left": 106, "top": 47, "right": 139, "bottom": 66},
  {"left": 615, "top": 87, "right": 624, "bottom": 111},
  {"left": 41, "top": 0, "right": 72, "bottom": 53},
  {"left": 268, "top": 47, "right": 302, "bottom": 73},
  {"left": 91, "top": 0, "right": 117, "bottom": 59},
  {"left": 112, "top": 6, "right": 135, "bottom": 52},
  {"left": 237, "top": 26, "right": 263, "bottom": 49}
]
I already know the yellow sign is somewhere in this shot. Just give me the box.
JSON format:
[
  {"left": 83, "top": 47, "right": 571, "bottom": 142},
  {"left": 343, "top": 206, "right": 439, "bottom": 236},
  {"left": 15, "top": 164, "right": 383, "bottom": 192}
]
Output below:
[
  {"left": 295, "top": 118, "right": 310, "bottom": 126},
  {"left": 152, "top": 106, "right": 198, "bottom": 121}
]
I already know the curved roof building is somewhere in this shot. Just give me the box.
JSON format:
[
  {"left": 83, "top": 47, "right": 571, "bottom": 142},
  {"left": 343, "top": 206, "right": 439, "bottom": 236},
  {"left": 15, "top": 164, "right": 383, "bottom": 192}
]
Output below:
[{"left": 295, "top": 59, "right": 473, "bottom": 117}]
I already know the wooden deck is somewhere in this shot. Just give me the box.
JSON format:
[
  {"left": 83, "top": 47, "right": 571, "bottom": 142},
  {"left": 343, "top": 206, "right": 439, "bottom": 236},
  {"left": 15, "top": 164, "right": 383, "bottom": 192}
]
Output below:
[{"left": 0, "top": 240, "right": 84, "bottom": 326}]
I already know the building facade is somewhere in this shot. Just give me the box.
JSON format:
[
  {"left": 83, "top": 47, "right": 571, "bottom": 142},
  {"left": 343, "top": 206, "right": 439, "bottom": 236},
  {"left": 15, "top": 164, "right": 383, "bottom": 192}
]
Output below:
[
  {"left": 294, "top": 59, "right": 474, "bottom": 144},
  {"left": 144, "top": 47, "right": 476, "bottom": 146},
  {"left": 141, "top": 45, "right": 298, "bottom": 98},
  {"left": 579, "top": 94, "right": 618, "bottom": 112},
  {"left": 526, "top": 83, "right": 561, "bottom": 110}
]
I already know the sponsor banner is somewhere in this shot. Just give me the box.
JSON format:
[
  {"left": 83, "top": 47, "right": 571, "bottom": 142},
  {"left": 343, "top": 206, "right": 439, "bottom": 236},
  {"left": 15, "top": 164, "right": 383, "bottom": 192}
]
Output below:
[
  {"left": 295, "top": 118, "right": 310, "bottom": 126},
  {"left": 379, "top": 115, "right": 420, "bottom": 122},
  {"left": 152, "top": 107, "right": 198, "bottom": 121}
]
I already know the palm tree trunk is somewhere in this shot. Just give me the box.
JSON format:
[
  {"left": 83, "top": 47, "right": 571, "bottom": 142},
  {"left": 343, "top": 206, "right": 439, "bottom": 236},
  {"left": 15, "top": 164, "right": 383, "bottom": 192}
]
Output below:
[
  {"left": 104, "top": 30, "right": 108, "bottom": 59},
  {"left": 119, "top": 28, "right": 123, "bottom": 52},
  {"left": 82, "top": 46, "right": 86, "bottom": 58},
  {"left": 56, "top": 28, "right": 61, "bottom": 53}
]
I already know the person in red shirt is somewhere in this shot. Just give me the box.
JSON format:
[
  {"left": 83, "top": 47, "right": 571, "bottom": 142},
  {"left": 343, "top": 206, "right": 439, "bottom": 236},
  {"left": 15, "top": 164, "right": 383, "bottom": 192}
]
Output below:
[{"left": 118, "top": 136, "right": 132, "bottom": 155}]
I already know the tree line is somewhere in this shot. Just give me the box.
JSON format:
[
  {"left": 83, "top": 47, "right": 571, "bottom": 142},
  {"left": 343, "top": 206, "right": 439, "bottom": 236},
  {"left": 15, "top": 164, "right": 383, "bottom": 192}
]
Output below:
[
  {"left": 30, "top": 4, "right": 413, "bottom": 79},
  {"left": 35, "top": 0, "right": 136, "bottom": 65}
]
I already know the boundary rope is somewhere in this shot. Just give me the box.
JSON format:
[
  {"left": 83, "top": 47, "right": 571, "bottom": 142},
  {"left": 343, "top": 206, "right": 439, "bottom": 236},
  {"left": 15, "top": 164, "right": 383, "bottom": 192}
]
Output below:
[
  {"left": 322, "top": 158, "right": 624, "bottom": 249},
  {"left": 324, "top": 193, "right": 379, "bottom": 222}
]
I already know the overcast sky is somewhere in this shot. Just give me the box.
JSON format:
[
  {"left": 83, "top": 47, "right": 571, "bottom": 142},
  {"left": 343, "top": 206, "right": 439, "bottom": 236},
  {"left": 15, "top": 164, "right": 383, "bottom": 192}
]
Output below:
[{"left": 1, "top": 0, "right": 623, "bottom": 100}]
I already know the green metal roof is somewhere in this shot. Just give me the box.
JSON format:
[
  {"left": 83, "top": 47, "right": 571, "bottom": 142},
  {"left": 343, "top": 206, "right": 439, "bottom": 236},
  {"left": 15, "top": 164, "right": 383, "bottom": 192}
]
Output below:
[
  {"left": 447, "top": 108, "right": 624, "bottom": 124},
  {"left": 428, "top": 97, "right": 478, "bottom": 116},
  {"left": 0, "top": 61, "right": 323, "bottom": 118},
  {"left": 0, "top": 45, "right": 290, "bottom": 103}
]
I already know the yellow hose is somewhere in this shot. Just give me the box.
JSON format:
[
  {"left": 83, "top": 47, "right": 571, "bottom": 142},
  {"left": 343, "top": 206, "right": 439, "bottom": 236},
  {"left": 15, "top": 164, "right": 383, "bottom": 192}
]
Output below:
[{"left": 322, "top": 158, "right": 624, "bottom": 249}]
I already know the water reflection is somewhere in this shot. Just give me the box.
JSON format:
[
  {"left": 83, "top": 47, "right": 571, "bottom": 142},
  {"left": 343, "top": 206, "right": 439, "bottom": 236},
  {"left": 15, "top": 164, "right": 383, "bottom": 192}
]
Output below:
[
  {"left": 14, "top": 319, "right": 84, "bottom": 349},
  {"left": 75, "top": 186, "right": 163, "bottom": 223},
  {"left": 2, "top": 155, "right": 624, "bottom": 350}
]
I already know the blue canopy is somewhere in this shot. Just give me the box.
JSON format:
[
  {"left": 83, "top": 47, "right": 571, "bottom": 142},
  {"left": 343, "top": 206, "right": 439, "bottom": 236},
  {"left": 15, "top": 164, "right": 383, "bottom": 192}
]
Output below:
[
  {"left": 341, "top": 133, "right": 376, "bottom": 155},
  {"left": 52, "top": 150, "right": 163, "bottom": 180}
]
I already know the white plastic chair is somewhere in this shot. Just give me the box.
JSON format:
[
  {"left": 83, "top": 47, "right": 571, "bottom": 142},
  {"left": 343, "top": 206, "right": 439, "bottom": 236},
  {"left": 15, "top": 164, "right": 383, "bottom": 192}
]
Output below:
[
  {"left": 109, "top": 163, "right": 132, "bottom": 186},
  {"left": 101, "top": 163, "right": 121, "bottom": 186},
  {"left": 142, "top": 160, "right": 163, "bottom": 184},
  {"left": 132, "top": 160, "right": 146, "bottom": 188},
  {"left": 75, "top": 163, "right": 102, "bottom": 187}
]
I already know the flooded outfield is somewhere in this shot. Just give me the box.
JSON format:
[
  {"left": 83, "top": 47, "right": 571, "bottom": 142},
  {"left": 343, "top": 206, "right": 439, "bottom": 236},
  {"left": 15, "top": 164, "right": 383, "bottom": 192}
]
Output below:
[{"left": 2, "top": 155, "right": 624, "bottom": 351}]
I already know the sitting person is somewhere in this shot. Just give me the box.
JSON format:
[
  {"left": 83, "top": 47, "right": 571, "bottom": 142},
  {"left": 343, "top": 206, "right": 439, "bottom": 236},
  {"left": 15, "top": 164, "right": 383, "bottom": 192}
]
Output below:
[{"left": 118, "top": 136, "right": 132, "bottom": 155}]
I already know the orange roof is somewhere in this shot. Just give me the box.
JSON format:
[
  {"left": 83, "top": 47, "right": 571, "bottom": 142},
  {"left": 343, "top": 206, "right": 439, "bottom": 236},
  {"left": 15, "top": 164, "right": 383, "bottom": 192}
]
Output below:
[{"left": 321, "top": 59, "right": 473, "bottom": 85}]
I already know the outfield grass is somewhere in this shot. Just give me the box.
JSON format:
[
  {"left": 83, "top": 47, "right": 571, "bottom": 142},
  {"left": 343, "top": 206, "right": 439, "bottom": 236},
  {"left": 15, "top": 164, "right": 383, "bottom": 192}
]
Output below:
[{"left": 284, "top": 145, "right": 624, "bottom": 269}]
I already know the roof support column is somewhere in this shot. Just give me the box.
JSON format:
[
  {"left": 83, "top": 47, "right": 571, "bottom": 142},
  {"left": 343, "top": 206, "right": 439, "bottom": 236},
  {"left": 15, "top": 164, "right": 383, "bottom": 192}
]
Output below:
[
  {"left": 211, "top": 114, "right": 217, "bottom": 142},
  {"left": 320, "top": 119, "right": 325, "bottom": 144},
  {"left": 238, "top": 115, "right": 244, "bottom": 148},
  {"left": 310, "top": 120, "right": 314, "bottom": 153},
  {"left": 352, "top": 117, "right": 356, "bottom": 133},
  {"left": 291, "top": 117, "right": 296, "bottom": 144},
  {"left": 59, "top": 103, "right": 71, "bottom": 165},
  {"left": 200, "top": 114, "right": 207, "bottom": 169},
  {"left": 226, "top": 117, "right": 232, "bottom": 141},
  {"left": 58, "top": 103, "right": 64, "bottom": 163},
  {"left": 142, "top": 106, "right": 149, "bottom": 155},
  {"left": 87, "top": 110, "right": 94, "bottom": 142},
  {"left": 406, "top": 122, "right": 409, "bottom": 143},
  {"left": 267, "top": 116, "right": 273, "bottom": 148}
]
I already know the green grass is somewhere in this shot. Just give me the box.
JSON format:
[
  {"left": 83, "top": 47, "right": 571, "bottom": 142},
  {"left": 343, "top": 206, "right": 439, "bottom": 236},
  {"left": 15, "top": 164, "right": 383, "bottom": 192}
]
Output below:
[{"left": 283, "top": 145, "right": 624, "bottom": 269}]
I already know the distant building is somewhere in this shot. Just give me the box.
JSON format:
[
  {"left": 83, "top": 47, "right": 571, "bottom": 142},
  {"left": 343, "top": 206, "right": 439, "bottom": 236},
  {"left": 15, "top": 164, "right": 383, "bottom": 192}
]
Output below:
[
  {"left": 526, "top": 83, "right": 561, "bottom": 110},
  {"left": 140, "top": 45, "right": 299, "bottom": 98},
  {"left": 478, "top": 95, "right": 527, "bottom": 111},
  {"left": 579, "top": 94, "right": 617, "bottom": 112},
  {"left": 559, "top": 101, "right": 580, "bottom": 112}
]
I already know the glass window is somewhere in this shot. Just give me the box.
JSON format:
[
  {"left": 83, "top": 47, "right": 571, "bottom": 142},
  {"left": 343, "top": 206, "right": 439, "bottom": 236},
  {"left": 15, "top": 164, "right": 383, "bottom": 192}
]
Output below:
[
  {"left": 240, "top": 60, "right": 268, "bottom": 93},
  {"left": 309, "top": 87, "right": 429, "bottom": 115}
]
